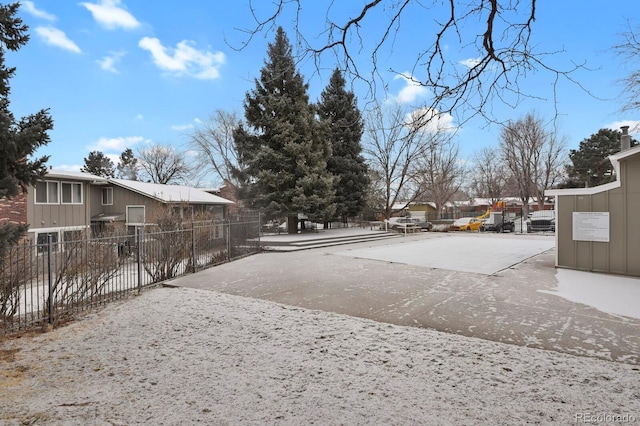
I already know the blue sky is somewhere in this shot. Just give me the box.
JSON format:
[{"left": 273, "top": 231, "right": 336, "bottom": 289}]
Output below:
[{"left": 6, "top": 1, "right": 640, "bottom": 181}]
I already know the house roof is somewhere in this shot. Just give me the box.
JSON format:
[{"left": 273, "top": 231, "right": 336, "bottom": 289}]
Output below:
[
  {"left": 45, "top": 170, "right": 234, "bottom": 205},
  {"left": 109, "top": 179, "right": 234, "bottom": 205},
  {"left": 45, "top": 170, "right": 108, "bottom": 182}
]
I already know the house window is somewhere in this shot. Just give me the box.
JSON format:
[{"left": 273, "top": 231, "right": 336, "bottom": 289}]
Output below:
[
  {"left": 36, "top": 231, "right": 59, "bottom": 254},
  {"left": 35, "top": 181, "right": 59, "bottom": 204},
  {"left": 102, "top": 187, "right": 113, "bottom": 205},
  {"left": 126, "top": 205, "right": 145, "bottom": 225},
  {"left": 61, "top": 182, "right": 82, "bottom": 204},
  {"left": 63, "top": 229, "right": 84, "bottom": 243}
]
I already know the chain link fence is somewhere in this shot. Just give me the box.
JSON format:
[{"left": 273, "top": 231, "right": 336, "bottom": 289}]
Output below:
[{"left": 1, "top": 217, "right": 261, "bottom": 334}]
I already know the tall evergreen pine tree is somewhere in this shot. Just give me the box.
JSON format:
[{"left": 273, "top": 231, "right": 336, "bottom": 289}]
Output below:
[
  {"left": 565, "top": 129, "right": 637, "bottom": 188},
  {"left": 234, "top": 27, "right": 335, "bottom": 233},
  {"left": 0, "top": 3, "right": 52, "bottom": 249},
  {"left": 116, "top": 148, "right": 138, "bottom": 180},
  {"left": 317, "top": 68, "right": 368, "bottom": 223},
  {"left": 81, "top": 151, "right": 115, "bottom": 178}
]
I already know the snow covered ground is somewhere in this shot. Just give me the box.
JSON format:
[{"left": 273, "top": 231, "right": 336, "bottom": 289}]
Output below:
[
  {"left": 1, "top": 233, "right": 639, "bottom": 424},
  {"left": 1, "top": 287, "right": 639, "bottom": 425}
]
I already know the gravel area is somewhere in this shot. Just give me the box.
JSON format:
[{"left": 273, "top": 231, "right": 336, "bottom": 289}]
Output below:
[{"left": 1, "top": 286, "right": 639, "bottom": 425}]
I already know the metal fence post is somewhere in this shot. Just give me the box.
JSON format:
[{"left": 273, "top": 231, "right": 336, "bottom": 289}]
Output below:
[
  {"left": 226, "top": 220, "right": 231, "bottom": 261},
  {"left": 258, "top": 211, "right": 261, "bottom": 249},
  {"left": 137, "top": 231, "right": 142, "bottom": 293},
  {"left": 47, "top": 235, "right": 53, "bottom": 325},
  {"left": 191, "top": 223, "right": 196, "bottom": 272}
]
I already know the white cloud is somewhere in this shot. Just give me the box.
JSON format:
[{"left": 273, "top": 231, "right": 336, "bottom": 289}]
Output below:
[
  {"left": 393, "top": 73, "right": 427, "bottom": 104},
  {"left": 88, "top": 136, "right": 147, "bottom": 152},
  {"left": 171, "top": 118, "right": 202, "bottom": 131},
  {"left": 97, "top": 51, "right": 126, "bottom": 73},
  {"left": 35, "top": 26, "right": 81, "bottom": 53},
  {"left": 406, "top": 107, "right": 456, "bottom": 133},
  {"left": 139, "top": 37, "right": 225, "bottom": 80},
  {"left": 136, "top": 114, "right": 144, "bottom": 120},
  {"left": 80, "top": 0, "right": 140, "bottom": 30},
  {"left": 459, "top": 57, "right": 481, "bottom": 68},
  {"left": 605, "top": 120, "right": 640, "bottom": 134},
  {"left": 171, "top": 123, "right": 194, "bottom": 131},
  {"left": 22, "top": 1, "right": 56, "bottom": 21}
]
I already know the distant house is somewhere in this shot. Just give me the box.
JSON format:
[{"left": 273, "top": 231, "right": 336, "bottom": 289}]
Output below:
[
  {"left": 407, "top": 202, "right": 437, "bottom": 220},
  {"left": 0, "top": 170, "right": 234, "bottom": 247}
]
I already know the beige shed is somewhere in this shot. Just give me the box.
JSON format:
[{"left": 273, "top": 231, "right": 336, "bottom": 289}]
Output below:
[{"left": 546, "top": 127, "right": 640, "bottom": 276}]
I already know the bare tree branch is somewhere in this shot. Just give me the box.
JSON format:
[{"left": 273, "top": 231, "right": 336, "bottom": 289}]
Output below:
[
  {"left": 137, "top": 144, "right": 194, "bottom": 185},
  {"left": 499, "top": 112, "right": 566, "bottom": 216},
  {"left": 189, "top": 110, "right": 241, "bottom": 187},
  {"left": 362, "top": 102, "right": 436, "bottom": 219},
  {"left": 613, "top": 22, "right": 640, "bottom": 113},
  {"left": 236, "top": 1, "right": 591, "bottom": 126},
  {"left": 415, "top": 131, "right": 466, "bottom": 220}
]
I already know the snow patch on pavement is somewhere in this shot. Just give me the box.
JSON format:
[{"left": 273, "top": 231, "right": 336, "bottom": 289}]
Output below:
[{"left": 540, "top": 269, "right": 640, "bottom": 320}]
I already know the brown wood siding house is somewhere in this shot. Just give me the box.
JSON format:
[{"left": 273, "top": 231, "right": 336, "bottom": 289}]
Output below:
[
  {"left": 9, "top": 171, "right": 234, "bottom": 245},
  {"left": 25, "top": 171, "right": 106, "bottom": 246}
]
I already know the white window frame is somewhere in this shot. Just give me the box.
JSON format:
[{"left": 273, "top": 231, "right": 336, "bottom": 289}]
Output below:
[
  {"left": 126, "top": 205, "right": 145, "bottom": 226},
  {"left": 61, "top": 181, "right": 83, "bottom": 205},
  {"left": 102, "top": 187, "right": 114, "bottom": 205},
  {"left": 35, "top": 180, "right": 59, "bottom": 204}
]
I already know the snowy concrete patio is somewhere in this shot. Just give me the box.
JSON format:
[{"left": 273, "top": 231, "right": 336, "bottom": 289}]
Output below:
[{"left": 168, "top": 232, "right": 640, "bottom": 365}]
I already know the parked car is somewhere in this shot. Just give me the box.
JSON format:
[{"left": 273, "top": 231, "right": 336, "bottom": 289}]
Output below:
[
  {"left": 410, "top": 218, "right": 433, "bottom": 231},
  {"left": 527, "top": 210, "right": 556, "bottom": 232},
  {"left": 450, "top": 217, "right": 483, "bottom": 231},
  {"left": 480, "top": 214, "right": 515, "bottom": 233}
]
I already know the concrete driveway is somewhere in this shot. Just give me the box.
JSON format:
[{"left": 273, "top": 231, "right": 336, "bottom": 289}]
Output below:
[{"left": 167, "top": 232, "right": 640, "bottom": 365}]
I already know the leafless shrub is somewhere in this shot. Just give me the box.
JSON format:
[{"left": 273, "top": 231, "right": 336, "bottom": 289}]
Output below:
[
  {"left": 45, "top": 235, "right": 121, "bottom": 322},
  {"left": 0, "top": 242, "right": 30, "bottom": 320},
  {"left": 141, "top": 204, "right": 218, "bottom": 281}
]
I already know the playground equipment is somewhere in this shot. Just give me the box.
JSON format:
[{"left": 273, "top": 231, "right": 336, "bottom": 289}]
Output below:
[{"left": 476, "top": 209, "right": 491, "bottom": 220}]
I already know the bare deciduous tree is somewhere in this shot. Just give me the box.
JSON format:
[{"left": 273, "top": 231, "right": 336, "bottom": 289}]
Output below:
[
  {"left": 362, "top": 102, "right": 435, "bottom": 219},
  {"left": 239, "top": 1, "right": 587, "bottom": 126},
  {"left": 499, "top": 112, "right": 566, "bottom": 217},
  {"left": 415, "top": 133, "right": 466, "bottom": 220},
  {"left": 469, "top": 147, "right": 510, "bottom": 202},
  {"left": 189, "top": 110, "right": 242, "bottom": 187},
  {"left": 614, "top": 23, "right": 640, "bottom": 113},
  {"left": 137, "top": 144, "right": 193, "bottom": 185}
]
